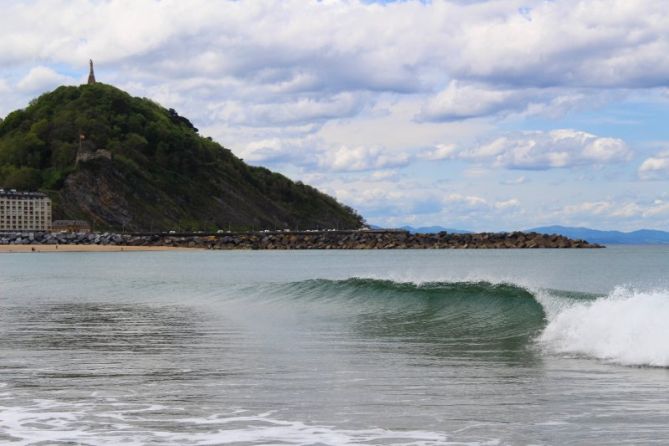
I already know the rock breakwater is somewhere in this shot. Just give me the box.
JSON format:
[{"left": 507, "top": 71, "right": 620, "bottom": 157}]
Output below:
[{"left": 0, "top": 230, "right": 603, "bottom": 249}]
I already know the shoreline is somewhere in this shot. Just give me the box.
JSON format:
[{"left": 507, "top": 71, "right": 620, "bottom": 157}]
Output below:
[{"left": 0, "top": 245, "right": 200, "bottom": 253}]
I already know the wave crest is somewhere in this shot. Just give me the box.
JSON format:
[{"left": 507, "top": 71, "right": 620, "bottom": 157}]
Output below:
[
  {"left": 270, "top": 279, "right": 547, "bottom": 351},
  {"left": 539, "top": 287, "right": 669, "bottom": 367}
]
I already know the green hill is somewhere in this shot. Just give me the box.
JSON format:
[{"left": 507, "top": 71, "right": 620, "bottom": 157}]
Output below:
[{"left": 0, "top": 83, "right": 363, "bottom": 231}]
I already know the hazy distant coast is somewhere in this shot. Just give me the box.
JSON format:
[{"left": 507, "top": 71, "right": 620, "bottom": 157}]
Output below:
[{"left": 0, "top": 230, "right": 602, "bottom": 250}]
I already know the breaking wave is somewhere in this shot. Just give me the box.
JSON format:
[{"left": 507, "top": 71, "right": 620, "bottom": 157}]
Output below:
[
  {"left": 266, "top": 278, "right": 669, "bottom": 367},
  {"left": 538, "top": 287, "right": 669, "bottom": 367}
]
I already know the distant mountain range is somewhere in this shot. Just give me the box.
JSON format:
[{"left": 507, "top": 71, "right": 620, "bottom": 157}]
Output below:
[
  {"left": 527, "top": 226, "right": 669, "bottom": 245},
  {"left": 374, "top": 224, "right": 669, "bottom": 245}
]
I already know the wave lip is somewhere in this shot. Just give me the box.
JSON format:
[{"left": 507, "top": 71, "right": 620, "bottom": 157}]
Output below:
[
  {"left": 539, "top": 287, "right": 669, "bottom": 367},
  {"left": 268, "top": 278, "right": 547, "bottom": 355}
]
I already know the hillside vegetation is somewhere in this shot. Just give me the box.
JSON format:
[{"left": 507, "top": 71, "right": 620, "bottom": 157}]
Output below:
[{"left": 0, "top": 83, "right": 363, "bottom": 231}]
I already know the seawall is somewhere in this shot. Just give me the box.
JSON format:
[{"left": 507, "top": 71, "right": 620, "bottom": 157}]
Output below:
[{"left": 0, "top": 230, "right": 603, "bottom": 249}]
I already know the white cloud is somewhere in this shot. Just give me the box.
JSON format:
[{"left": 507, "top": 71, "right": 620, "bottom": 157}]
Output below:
[
  {"left": 242, "top": 127, "right": 627, "bottom": 176},
  {"left": 495, "top": 198, "right": 520, "bottom": 210},
  {"left": 451, "top": 0, "right": 669, "bottom": 89},
  {"left": 2, "top": 1, "right": 669, "bottom": 109},
  {"left": 3, "top": 0, "right": 669, "bottom": 89},
  {"left": 564, "top": 201, "right": 612, "bottom": 216},
  {"left": 462, "top": 166, "right": 491, "bottom": 178},
  {"left": 416, "top": 82, "right": 605, "bottom": 123},
  {"left": 319, "top": 145, "right": 410, "bottom": 172},
  {"left": 643, "top": 201, "right": 669, "bottom": 217},
  {"left": 561, "top": 199, "right": 669, "bottom": 220},
  {"left": 209, "top": 93, "right": 365, "bottom": 127},
  {"left": 369, "top": 170, "right": 401, "bottom": 181},
  {"left": 417, "top": 81, "right": 526, "bottom": 122},
  {"left": 241, "top": 138, "right": 295, "bottom": 164},
  {"left": 0, "top": 0, "right": 660, "bottom": 161},
  {"left": 16, "top": 66, "right": 74, "bottom": 93},
  {"left": 501, "top": 176, "right": 527, "bottom": 185},
  {"left": 609, "top": 202, "right": 642, "bottom": 218},
  {"left": 240, "top": 137, "right": 410, "bottom": 173},
  {"left": 306, "top": 173, "right": 522, "bottom": 226},
  {"left": 419, "top": 143, "right": 458, "bottom": 161},
  {"left": 460, "top": 130, "right": 632, "bottom": 170},
  {"left": 639, "top": 151, "right": 669, "bottom": 179},
  {"left": 444, "top": 193, "right": 488, "bottom": 207}
]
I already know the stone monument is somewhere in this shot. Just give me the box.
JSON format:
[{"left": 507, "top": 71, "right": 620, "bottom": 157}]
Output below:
[{"left": 87, "top": 59, "right": 96, "bottom": 84}]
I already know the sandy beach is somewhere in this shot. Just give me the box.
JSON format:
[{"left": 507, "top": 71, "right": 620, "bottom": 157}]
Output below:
[{"left": 0, "top": 245, "right": 200, "bottom": 253}]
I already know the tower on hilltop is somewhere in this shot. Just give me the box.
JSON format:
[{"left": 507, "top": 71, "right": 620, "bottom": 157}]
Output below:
[{"left": 87, "top": 59, "right": 96, "bottom": 84}]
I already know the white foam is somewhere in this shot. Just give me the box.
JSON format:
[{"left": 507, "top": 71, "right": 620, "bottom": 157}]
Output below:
[
  {"left": 0, "top": 400, "right": 470, "bottom": 446},
  {"left": 154, "top": 416, "right": 454, "bottom": 445},
  {"left": 539, "top": 287, "right": 669, "bottom": 367}
]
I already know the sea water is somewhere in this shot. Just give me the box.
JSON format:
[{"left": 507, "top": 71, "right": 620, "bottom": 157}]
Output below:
[{"left": 1, "top": 246, "right": 668, "bottom": 445}]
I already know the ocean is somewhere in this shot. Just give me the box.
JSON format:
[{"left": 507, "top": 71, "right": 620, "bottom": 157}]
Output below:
[{"left": 1, "top": 246, "right": 668, "bottom": 445}]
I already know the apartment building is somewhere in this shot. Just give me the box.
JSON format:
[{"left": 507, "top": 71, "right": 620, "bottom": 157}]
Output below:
[{"left": 0, "top": 189, "right": 52, "bottom": 231}]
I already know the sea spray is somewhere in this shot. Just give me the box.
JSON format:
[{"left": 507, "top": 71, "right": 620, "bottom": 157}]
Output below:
[{"left": 539, "top": 287, "right": 669, "bottom": 367}]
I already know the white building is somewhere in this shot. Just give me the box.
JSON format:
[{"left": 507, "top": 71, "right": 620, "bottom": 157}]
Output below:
[{"left": 0, "top": 189, "right": 52, "bottom": 231}]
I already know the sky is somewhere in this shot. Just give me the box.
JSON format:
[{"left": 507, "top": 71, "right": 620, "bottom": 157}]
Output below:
[{"left": 1, "top": 0, "right": 669, "bottom": 231}]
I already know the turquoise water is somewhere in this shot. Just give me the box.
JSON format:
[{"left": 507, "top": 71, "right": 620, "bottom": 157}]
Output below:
[{"left": 1, "top": 246, "right": 668, "bottom": 445}]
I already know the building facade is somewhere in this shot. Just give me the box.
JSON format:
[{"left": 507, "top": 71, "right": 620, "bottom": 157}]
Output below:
[
  {"left": 51, "top": 220, "right": 91, "bottom": 233},
  {"left": 0, "top": 189, "right": 52, "bottom": 231}
]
